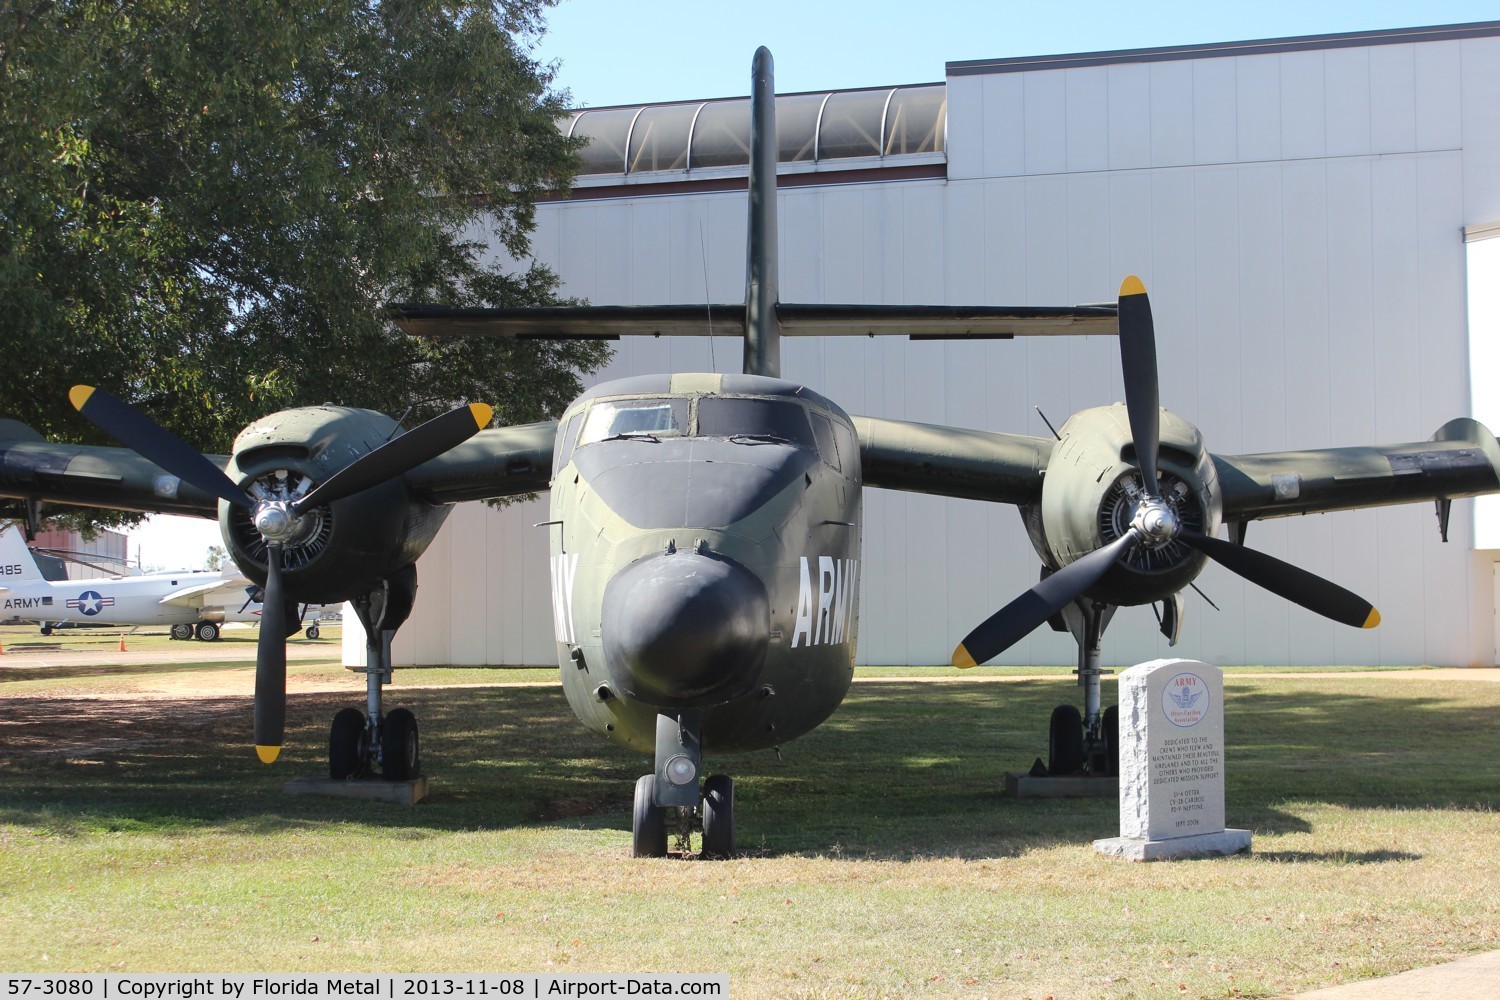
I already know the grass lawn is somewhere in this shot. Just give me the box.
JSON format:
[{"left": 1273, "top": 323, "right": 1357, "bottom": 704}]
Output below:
[{"left": 1, "top": 660, "right": 1496, "bottom": 997}]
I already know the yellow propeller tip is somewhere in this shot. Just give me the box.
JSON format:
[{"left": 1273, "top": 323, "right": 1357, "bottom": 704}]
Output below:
[
  {"left": 469, "top": 402, "right": 494, "bottom": 429},
  {"left": 255, "top": 745, "right": 282, "bottom": 764},
  {"left": 68, "top": 385, "right": 95, "bottom": 411},
  {"left": 1363, "top": 608, "right": 1381, "bottom": 629},
  {"left": 1120, "top": 275, "right": 1146, "bottom": 298},
  {"left": 952, "top": 644, "right": 977, "bottom": 669}
]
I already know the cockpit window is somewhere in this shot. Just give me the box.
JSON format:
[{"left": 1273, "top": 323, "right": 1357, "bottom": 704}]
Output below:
[
  {"left": 578, "top": 398, "right": 688, "bottom": 446},
  {"left": 697, "top": 397, "right": 816, "bottom": 448}
]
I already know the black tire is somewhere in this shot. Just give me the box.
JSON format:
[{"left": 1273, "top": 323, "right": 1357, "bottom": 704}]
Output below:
[
  {"left": 632, "top": 774, "right": 667, "bottom": 858},
  {"left": 305, "top": 625, "right": 320, "bottom": 640},
  {"left": 701, "top": 774, "right": 735, "bottom": 860},
  {"left": 329, "top": 708, "right": 368, "bottom": 779},
  {"left": 381, "top": 707, "right": 420, "bottom": 780},
  {"left": 1102, "top": 704, "right": 1120, "bottom": 777},
  {"left": 1048, "top": 704, "right": 1085, "bottom": 776},
  {"left": 195, "top": 621, "right": 220, "bottom": 642},
  {"left": 169, "top": 624, "right": 192, "bottom": 641},
  {"left": 40, "top": 624, "right": 52, "bottom": 636}
]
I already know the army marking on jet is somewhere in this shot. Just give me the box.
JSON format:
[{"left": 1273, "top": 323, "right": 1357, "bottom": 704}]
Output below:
[
  {"left": 2, "top": 49, "right": 1499, "bottom": 858},
  {"left": 0, "top": 523, "right": 266, "bottom": 640}
]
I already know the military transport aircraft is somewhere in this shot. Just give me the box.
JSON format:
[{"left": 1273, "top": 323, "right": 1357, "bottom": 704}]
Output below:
[
  {"left": 2, "top": 49, "right": 1498, "bottom": 858},
  {"left": 0, "top": 522, "right": 260, "bottom": 640}
]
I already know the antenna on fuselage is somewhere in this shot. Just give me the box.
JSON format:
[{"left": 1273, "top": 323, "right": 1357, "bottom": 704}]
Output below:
[{"left": 744, "top": 46, "right": 781, "bottom": 379}]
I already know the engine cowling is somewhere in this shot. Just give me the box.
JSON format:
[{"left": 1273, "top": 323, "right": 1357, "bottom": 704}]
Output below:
[
  {"left": 218, "top": 406, "right": 450, "bottom": 603},
  {"left": 1026, "top": 403, "right": 1222, "bottom": 607}
]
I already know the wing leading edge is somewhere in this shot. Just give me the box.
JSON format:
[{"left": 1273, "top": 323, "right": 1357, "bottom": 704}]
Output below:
[{"left": 391, "top": 303, "right": 1119, "bottom": 342}]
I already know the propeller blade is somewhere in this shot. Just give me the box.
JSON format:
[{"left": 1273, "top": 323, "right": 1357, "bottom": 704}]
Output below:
[
  {"left": 1181, "top": 531, "right": 1380, "bottom": 629},
  {"left": 69, "top": 386, "right": 254, "bottom": 508},
  {"left": 1117, "top": 276, "right": 1161, "bottom": 497},
  {"left": 253, "top": 542, "right": 287, "bottom": 763},
  {"left": 953, "top": 531, "right": 1139, "bottom": 667},
  {"left": 291, "top": 403, "right": 493, "bottom": 513}
]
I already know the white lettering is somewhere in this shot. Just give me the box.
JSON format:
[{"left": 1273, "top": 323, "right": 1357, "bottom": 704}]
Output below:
[
  {"left": 792, "top": 556, "right": 859, "bottom": 649},
  {"left": 791, "top": 557, "right": 815, "bottom": 648},
  {"left": 550, "top": 552, "right": 579, "bottom": 644},
  {"left": 815, "top": 556, "right": 836, "bottom": 644}
]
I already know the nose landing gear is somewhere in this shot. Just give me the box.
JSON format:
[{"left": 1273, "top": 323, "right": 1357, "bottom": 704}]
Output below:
[{"left": 630, "top": 710, "right": 736, "bottom": 859}]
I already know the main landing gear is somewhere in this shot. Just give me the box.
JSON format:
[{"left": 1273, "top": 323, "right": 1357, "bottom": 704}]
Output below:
[
  {"left": 325, "top": 568, "right": 422, "bottom": 782},
  {"left": 1036, "top": 590, "right": 1183, "bottom": 778},
  {"left": 168, "top": 622, "right": 221, "bottom": 641},
  {"left": 1037, "top": 598, "right": 1122, "bottom": 778},
  {"left": 631, "top": 709, "right": 736, "bottom": 859}
]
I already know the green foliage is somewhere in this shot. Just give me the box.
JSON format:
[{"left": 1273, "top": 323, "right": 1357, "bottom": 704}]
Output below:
[{"left": 0, "top": 0, "right": 607, "bottom": 462}]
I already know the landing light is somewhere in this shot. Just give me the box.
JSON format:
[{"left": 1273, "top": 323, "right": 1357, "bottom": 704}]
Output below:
[{"left": 665, "top": 754, "right": 697, "bottom": 786}]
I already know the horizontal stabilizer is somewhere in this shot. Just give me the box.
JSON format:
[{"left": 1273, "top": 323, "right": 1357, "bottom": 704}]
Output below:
[{"left": 391, "top": 302, "right": 1118, "bottom": 341}]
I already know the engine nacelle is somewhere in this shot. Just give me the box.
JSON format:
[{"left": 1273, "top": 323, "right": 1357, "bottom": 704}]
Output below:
[
  {"left": 218, "top": 406, "right": 450, "bottom": 603},
  {"left": 1026, "top": 404, "right": 1222, "bottom": 607}
]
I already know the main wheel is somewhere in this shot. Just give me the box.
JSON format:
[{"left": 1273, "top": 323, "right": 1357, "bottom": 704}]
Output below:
[
  {"left": 701, "top": 774, "right": 735, "bottom": 860},
  {"left": 632, "top": 774, "right": 667, "bottom": 858},
  {"left": 1048, "top": 704, "right": 1085, "bottom": 776},
  {"left": 305, "top": 625, "right": 320, "bottom": 640},
  {"left": 381, "top": 708, "right": 420, "bottom": 780},
  {"left": 40, "top": 624, "right": 53, "bottom": 636},
  {"left": 329, "top": 708, "right": 368, "bottom": 779},
  {"left": 195, "top": 621, "right": 220, "bottom": 642},
  {"left": 170, "top": 624, "right": 192, "bottom": 641},
  {"left": 1102, "top": 704, "right": 1121, "bottom": 777}
]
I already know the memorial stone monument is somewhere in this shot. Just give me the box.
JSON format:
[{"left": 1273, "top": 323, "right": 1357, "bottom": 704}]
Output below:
[{"left": 1094, "top": 658, "right": 1252, "bottom": 861}]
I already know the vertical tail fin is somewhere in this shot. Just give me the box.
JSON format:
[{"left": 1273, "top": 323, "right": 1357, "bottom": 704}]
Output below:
[
  {"left": 743, "top": 46, "right": 781, "bottom": 378},
  {"left": 0, "top": 523, "right": 47, "bottom": 582}
]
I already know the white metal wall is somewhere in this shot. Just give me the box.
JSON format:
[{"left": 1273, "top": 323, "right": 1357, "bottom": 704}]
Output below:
[{"left": 389, "top": 33, "right": 1500, "bottom": 668}]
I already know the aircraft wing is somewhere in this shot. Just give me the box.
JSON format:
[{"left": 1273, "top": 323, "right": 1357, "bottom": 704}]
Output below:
[
  {"left": 0, "top": 420, "right": 221, "bottom": 517},
  {"left": 403, "top": 420, "right": 557, "bottom": 504},
  {"left": 159, "top": 575, "right": 251, "bottom": 608},
  {"left": 392, "top": 303, "right": 1118, "bottom": 341},
  {"left": 853, "top": 415, "right": 1054, "bottom": 505},
  {"left": 1215, "top": 417, "right": 1500, "bottom": 524},
  {"left": 0, "top": 418, "right": 559, "bottom": 515}
]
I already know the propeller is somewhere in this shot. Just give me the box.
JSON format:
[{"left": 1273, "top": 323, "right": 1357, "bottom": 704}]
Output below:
[
  {"left": 951, "top": 276, "right": 1379, "bottom": 668},
  {"left": 70, "top": 386, "right": 493, "bottom": 760}
]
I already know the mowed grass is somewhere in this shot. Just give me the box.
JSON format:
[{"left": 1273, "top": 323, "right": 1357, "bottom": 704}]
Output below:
[{"left": 0, "top": 664, "right": 1497, "bottom": 999}]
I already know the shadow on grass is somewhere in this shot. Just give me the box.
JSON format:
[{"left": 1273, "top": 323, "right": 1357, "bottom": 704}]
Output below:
[
  {"left": 1253, "top": 850, "right": 1423, "bottom": 864},
  {"left": 0, "top": 678, "right": 1496, "bottom": 859}
]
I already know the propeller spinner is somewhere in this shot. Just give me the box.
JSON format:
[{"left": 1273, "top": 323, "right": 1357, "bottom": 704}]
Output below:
[
  {"left": 70, "top": 386, "right": 492, "bottom": 761},
  {"left": 952, "top": 277, "right": 1379, "bottom": 668}
]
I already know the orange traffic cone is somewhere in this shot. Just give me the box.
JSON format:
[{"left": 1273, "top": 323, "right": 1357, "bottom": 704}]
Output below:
[{"left": 118, "top": 635, "right": 127, "bottom": 652}]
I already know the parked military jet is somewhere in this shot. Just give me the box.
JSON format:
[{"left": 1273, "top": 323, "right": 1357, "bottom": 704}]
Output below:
[
  {"left": 1, "top": 49, "right": 1497, "bottom": 858},
  {"left": 0, "top": 522, "right": 256, "bottom": 639}
]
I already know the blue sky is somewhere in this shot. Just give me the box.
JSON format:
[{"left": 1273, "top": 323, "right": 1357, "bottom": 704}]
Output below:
[
  {"left": 133, "top": 0, "right": 1499, "bottom": 570},
  {"left": 530, "top": 0, "right": 1499, "bottom": 108}
]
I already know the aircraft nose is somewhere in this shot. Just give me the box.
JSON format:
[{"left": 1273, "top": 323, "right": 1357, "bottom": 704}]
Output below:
[{"left": 601, "top": 551, "right": 769, "bottom": 708}]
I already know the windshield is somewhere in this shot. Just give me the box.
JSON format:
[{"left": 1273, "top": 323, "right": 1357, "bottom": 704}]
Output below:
[
  {"left": 697, "top": 397, "right": 815, "bottom": 448},
  {"left": 578, "top": 398, "right": 689, "bottom": 446}
]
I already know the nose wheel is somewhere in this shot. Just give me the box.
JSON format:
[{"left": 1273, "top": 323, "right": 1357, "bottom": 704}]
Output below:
[
  {"left": 630, "top": 710, "right": 737, "bottom": 858},
  {"left": 630, "top": 771, "right": 737, "bottom": 859}
]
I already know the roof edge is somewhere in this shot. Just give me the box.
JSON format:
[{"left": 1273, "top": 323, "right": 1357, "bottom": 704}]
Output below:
[{"left": 947, "top": 21, "right": 1500, "bottom": 77}]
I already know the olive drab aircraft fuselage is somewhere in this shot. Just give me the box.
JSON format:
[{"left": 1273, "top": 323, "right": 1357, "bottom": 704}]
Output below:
[{"left": 546, "top": 374, "right": 862, "bottom": 755}]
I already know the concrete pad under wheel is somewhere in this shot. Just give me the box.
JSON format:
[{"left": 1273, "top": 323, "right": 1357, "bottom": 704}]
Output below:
[
  {"left": 283, "top": 775, "right": 429, "bottom": 805},
  {"left": 1004, "top": 771, "right": 1118, "bottom": 798}
]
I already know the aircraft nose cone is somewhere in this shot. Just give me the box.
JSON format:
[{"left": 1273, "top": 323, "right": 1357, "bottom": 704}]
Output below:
[{"left": 601, "top": 551, "right": 769, "bottom": 708}]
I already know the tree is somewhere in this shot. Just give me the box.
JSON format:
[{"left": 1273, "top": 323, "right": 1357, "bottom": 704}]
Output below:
[
  {"left": 0, "top": 1, "right": 607, "bottom": 497},
  {"left": 205, "top": 545, "right": 228, "bottom": 572}
]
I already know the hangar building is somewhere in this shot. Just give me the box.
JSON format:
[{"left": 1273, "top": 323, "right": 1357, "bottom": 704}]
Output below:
[{"left": 380, "top": 21, "right": 1500, "bottom": 668}]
